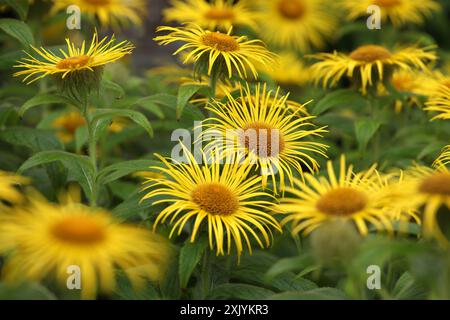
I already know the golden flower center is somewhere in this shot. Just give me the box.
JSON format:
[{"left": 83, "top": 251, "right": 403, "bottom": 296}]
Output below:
[
  {"left": 392, "top": 75, "right": 414, "bottom": 92},
  {"left": 51, "top": 216, "right": 105, "bottom": 244},
  {"left": 372, "top": 0, "right": 402, "bottom": 8},
  {"left": 419, "top": 173, "right": 450, "bottom": 196},
  {"left": 201, "top": 32, "right": 239, "bottom": 52},
  {"left": 349, "top": 45, "right": 392, "bottom": 62},
  {"left": 277, "top": 0, "right": 306, "bottom": 20},
  {"left": 316, "top": 187, "right": 368, "bottom": 215},
  {"left": 191, "top": 183, "right": 239, "bottom": 216},
  {"left": 204, "top": 8, "right": 235, "bottom": 20},
  {"left": 56, "top": 55, "right": 90, "bottom": 69},
  {"left": 240, "top": 122, "right": 285, "bottom": 157}
]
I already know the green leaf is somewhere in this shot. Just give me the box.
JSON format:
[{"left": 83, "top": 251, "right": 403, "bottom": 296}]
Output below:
[
  {"left": 0, "top": 18, "right": 34, "bottom": 47},
  {"left": 312, "top": 89, "right": 367, "bottom": 115},
  {"left": 176, "top": 84, "right": 210, "bottom": 120},
  {"left": 209, "top": 284, "right": 275, "bottom": 300},
  {"left": 270, "top": 288, "right": 348, "bottom": 300},
  {"left": 97, "top": 159, "right": 159, "bottom": 184},
  {"left": 91, "top": 109, "right": 153, "bottom": 138},
  {"left": 102, "top": 78, "right": 125, "bottom": 98},
  {"left": 75, "top": 126, "right": 88, "bottom": 154},
  {"left": 354, "top": 118, "right": 382, "bottom": 151},
  {"left": 0, "top": 127, "right": 63, "bottom": 152},
  {"left": 392, "top": 272, "right": 427, "bottom": 300},
  {"left": 179, "top": 238, "right": 208, "bottom": 288},
  {"left": 18, "top": 151, "right": 95, "bottom": 200},
  {"left": 0, "top": 0, "right": 29, "bottom": 20},
  {"left": 19, "top": 94, "right": 76, "bottom": 117},
  {"left": 0, "top": 282, "right": 55, "bottom": 300},
  {"left": 265, "top": 255, "right": 315, "bottom": 280}
]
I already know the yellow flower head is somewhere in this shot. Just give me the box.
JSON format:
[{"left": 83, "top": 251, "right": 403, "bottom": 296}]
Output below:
[
  {"left": 52, "top": 111, "right": 86, "bottom": 143},
  {"left": 163, "top": 0, "right": 259, "bottom": 31},
  {"left": 341, "top": 0, "right": 440, "bottom": 27},
  {"left": 0, "top": 198, "right": 171, "bottom": 299},
  {"left": 309, "top": 44, "right": 436, "bottom": 94},
  {"left": 277, "top": 155, "right": 395, "bottom": 236},
  {"left": 0, "top": 171, "right": 29, "bottom": 209},
  {"left": 201, "top": 83, "right": 328, "bottom": 193},
  {"left": 50, "top": 0, "right": 146, "bottom": 29},
  {"left": 395, "top": 163, "right": 450, "bottom": 247},
  {"left": 14, "top": 31, "right": 134, "bottom": 85},
  {"left": 425, "top": 84, "right": 450, "bottom": 120},
  {"left": 154, "top": 24, "right": 276, "bottom": 79},
  {"left": 256, "top": 0, "right": 338, "bottom": 52},
  {"left": 141, "top": 146, "right": 282, "bottom": 258},
  {"left": 257, "top": 51, "right": 311, "bottom": 86},
  {"left": 434, "top": 145, "right": 450, "bottom": 168},
  {"left": 378, "top": 69, "right": 430, "bottom": 112}
]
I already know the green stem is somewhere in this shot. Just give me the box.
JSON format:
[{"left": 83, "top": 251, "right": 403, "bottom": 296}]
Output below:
[
  {"left": 82, "top": 97, "right": 98, "bottom": 207},
  {"left": 200, "top": 249, "right": 211, "bottom": 299}
]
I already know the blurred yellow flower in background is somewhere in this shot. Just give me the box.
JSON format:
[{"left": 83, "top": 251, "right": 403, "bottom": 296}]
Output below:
[
  {"left": 395, "top": 163, "right": 450, "bottom": 247},
  {"left": 163, "top": 0, "right": 259, "bottom": 31},
  {"left": 52, "top": 111, "right": 86, "bottom": 143},
  {"left": 0, "top": 171, "right": 29, "bottom": 209},
  {"left": 341, "top": 0, "right": 440, "bottom": 27},
  {"left": 425, "top": 84, "right": 450, "bottom": 120},
  {"left": 256, "top": 0, "right": 338, "bottom": 52},
  {"left": 257, "top": 51, "right": 311, "bottom": 86},
  {"left": 50, "top": 0, "right": 146, "bottom": 29},
  {"left": 154, "top": 24, "right": 276, "bottom": 79},
  {"left": 277, "top": 156, "right": 395, "bottom": 236},
  {"left": 310, "top": 44, "right": 436, "bottom": 94},
  {"left": 14, "top": 32, "right": 134, "bottom": 84},
  {"left": 0, "top": 197, "right": 171, "bottom": 299},
  {"left": 142, "top": 146, "right": 281, "bottom": 258},
  {"left": 202, "top": 83, "right": 328, "bottom": 193}
]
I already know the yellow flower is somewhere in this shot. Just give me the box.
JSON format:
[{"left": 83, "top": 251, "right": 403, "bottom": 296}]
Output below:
[
  {"left": 257, "top": 51, "right": 311, "bottom": 86},
  {"left": 255, "top": 0, "right": 338, "bottom": 52},
  {"left": 201, "top": 83, "right": 328, "bottom": 193},
  {"left": 0, "top": 198, "right": 171, "bottom": 299},
  {"left": 341, "top": 0, "right": 440, "bottom": 27},
  {"left": 163, "top": 0, "right": 259, "bottom": 31},
  {"left": 379, "top": 69, "right": 430, "bottom": 112},
  {"left": 277, "top": 156, "right": 395, "bottom": 236},
  {"left": 14, "top": 32, "right": 134, "bottom": 84},
  {"left": 413, "top": 70, "right": 450, "bottom": 97},
  {"left": 0, "top": 171, "right": 29, "bottom": 209},
  {"left": 395, "top": 164, "right": 450, "bottom": 247},
  {"left": 108, "top": 117, "right": 129, "bottom": 133},
  {"left": 425, "top": 84, "right": 450, "bottom": 120},
  {"left": 50, "top": 0, "right": 146, "bottom": 29},
  {"left": 434, "top": 145, "right": 450, "bottom": 168},
  {"left": 141, "top": 146, "right": 281, "bottom": 258},
  {"left": 154, "top": 24, "right": 276, "bottom": 79},
  {"left": 309, "top": 44, "right": 436, "bottom": 94},
  {"left": 52, "top": 111, "right": 86, "bottom": 143}
]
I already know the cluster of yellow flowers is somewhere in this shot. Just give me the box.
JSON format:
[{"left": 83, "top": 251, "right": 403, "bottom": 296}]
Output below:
[{"left": 3, "top": 0, "right": 450, "bottom": 299}]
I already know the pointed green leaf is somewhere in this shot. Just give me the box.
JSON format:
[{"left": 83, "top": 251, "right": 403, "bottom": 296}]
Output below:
[
  {"left": 354, "top": 118, "right": 382, "bottom": 151},
  {"left": 18, "top": 151, "right": 95, "bottom": 200},
  {"left": 19, "top": 94, "right": 76, "bottom": 117},
  {"left": 0, "top": 18, "right": 34, "bottom": 47},
  {"left": 91, "top": 109, "right": 153, "bottom": 138},
  {"left": 176, "top": 84, "right": 210, "bottom": 120},
  {"left": 97, "top": 159, "right": 160, "bottom": 184},
  {"left": 312, "top": 89, "right": 367, "bottom": 115},
  {"left": 179, "top": 238, "right": 208, "bottom": 288},
  {"left": 0, "top": 0, "right": 29, "bottom": 20}
]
